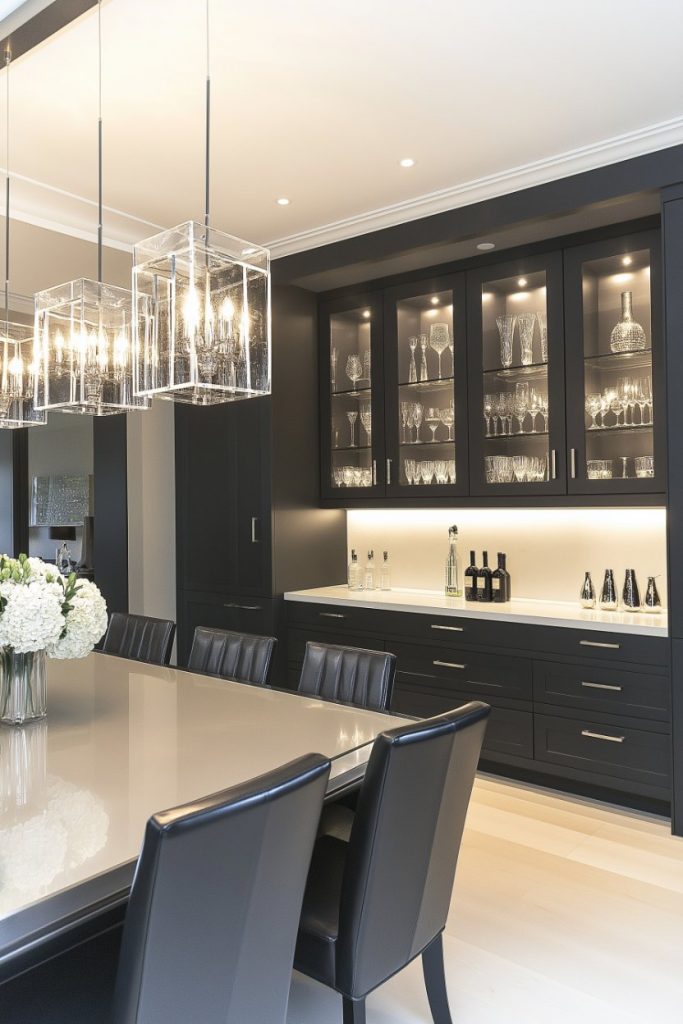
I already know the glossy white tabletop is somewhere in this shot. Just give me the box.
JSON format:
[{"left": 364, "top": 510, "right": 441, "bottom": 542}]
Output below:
[
  {"left": 285, "top": 586, "right": 669, "bottom": 637},
  {"left": 0, "top": 653, "right": 406, "bottom": 972}
]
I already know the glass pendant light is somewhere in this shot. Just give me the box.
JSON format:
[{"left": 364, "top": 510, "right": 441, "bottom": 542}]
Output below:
[
  {"left": 0, "top": 52, "right": 45, "bottom": 429},
  {"left": 33, "top": 1, "right": 149, "bottom": 416},
  {"left": 132, "top": 1, "right": 271, "bottom": 406}
]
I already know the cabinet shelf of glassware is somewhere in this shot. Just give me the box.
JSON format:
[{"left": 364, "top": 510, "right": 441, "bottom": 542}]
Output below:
[{"left": 563, "top": 228, "right": 665, "bottom": 496}]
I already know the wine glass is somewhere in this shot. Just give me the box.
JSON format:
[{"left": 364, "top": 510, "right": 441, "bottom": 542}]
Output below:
[
  {"left": 345, "top": 354, "right": 363, "bottom": 392},
  {"left": 513, "top": 382, "right": 529, "bottom": 434},
  {"left": 400, "top": 400, "right": 412, "bottom": 443},
  {"left": 496, "top": 393, "right": 509, "bottom": 435},
  {"left": 585, "top": 392, "right": 602, "bottom": 429},
  {"left": 412, "top": 402, "right": 424, "bottom": 442},
  {"left": 483, "top": 393, "right": 495, "bottom": 437},
  {"left": 408, "top": 337, "right": 418, "bottom": 384},
  {"left": 528, "top": 387, "right": 542, "bottom": 433},
  {"left": 429, "top": 323, "right": 450, "bottom": 380},
  {"left": 539, "top": 392, "right": 549, "bottom": 432},
  {"left": 639, "top": 376, "right": 653, "bottom": 424},
  {"left": 346, "top": 410, "right": 358, "bottom": 447},
  {"left": 360, "top": 403, "right": 372, "bottom": 444},
  {"left": 610, "top": 389, "right": 625, "bottom": 428},
  {"left": 418, "top": 335, "right": 429, "bottom": 382},
  {"left": 440, "top": 400, "right": 455, "bottom": 441},
  {"left": 426, "top": 407, "right": 441, "bottom": 443}
]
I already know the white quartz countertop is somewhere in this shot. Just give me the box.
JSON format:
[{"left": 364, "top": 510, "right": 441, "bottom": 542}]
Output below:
[{"left": 284, "top": 586, "right": 669, "bottom": 637}]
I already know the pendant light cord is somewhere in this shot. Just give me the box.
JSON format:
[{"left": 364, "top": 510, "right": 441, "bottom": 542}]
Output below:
[
  {"left": 4, "top": 49, "right": 10, "bottom": 329},
  {"left": 204, "top": 0, "right": 210, "bottom": 231},
  {"left": 97, "top": 0, "right": 103, "bottom": 284}
]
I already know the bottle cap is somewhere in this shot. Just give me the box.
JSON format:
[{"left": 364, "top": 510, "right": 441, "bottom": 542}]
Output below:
[
  {"left": 368, "top": 550, "right": 374, "bottom": 558},
  {"left": 449, "top": 525, "right": 458, "bottom": 536},
  {"left": 383, "top": 551, "right": 388, "bottom": 560}
]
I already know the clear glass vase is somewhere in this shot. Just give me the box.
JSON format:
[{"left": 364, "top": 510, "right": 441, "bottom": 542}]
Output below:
[
  {"left": 0, "top": 649, "right": 47, "bottom": 725},
  {"left": 610, "top": 291, "right": 646, "bottom": 353}
]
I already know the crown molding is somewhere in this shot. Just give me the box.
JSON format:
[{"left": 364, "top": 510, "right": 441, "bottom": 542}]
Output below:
[{"left": 266, "top": 116, "right": 683, "bottom": 259}]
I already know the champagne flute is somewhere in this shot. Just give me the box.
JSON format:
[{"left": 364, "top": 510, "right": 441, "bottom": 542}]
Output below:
[
  {"left": 400, "top": 400, "right": 412, "bottom": 443},
  {"left": 483, "top": 393, "right": 494, "bottom": 437},
  {"left": 513, "top": 382, "right": 529, "bottom": 434},
  {"left": 360, "top": 402, "right": 372, "bottom": 445},
  {"left": 346, "top": 410, "right": 358, "bottom": 447},
  {"left": 413, "top": 401, "right": 424, "bottom": 442},
  {"left": 496, "top": 393, "right": 509, "bottom": 435},
  {"left": 408, "top": 337, "right": 418, "bottom": 384}
]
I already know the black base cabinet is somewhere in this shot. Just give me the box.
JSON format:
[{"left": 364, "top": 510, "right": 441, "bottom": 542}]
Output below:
[{"left": 286, "top": 600, "right": 671, "bottom": 811}]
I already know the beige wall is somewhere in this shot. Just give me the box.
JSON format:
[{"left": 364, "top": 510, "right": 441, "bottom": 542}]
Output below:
[
  {"left": 127, "top": 400, "right": 177, "bottom": 655},
  {"left": 347, "top": 507, "right": 667, "bottom": 604}
]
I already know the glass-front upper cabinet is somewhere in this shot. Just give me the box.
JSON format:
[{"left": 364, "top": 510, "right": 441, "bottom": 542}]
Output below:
[
  {"left": 320, "top": 292, "right": 385, "bottom": 501},
  {"left": 383, "top": 274, "right": 468, "bottom": 496},
  {"left": 564, "top": 230, "right": 664, "bottom": 495},
  {"left": 467, "top": 252, "right": 566, "bottom": 495}
]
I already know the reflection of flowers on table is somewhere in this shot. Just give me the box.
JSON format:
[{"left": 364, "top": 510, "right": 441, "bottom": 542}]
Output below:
[{"left": 0, "top": 777, "right": 109, "bottom": 913}]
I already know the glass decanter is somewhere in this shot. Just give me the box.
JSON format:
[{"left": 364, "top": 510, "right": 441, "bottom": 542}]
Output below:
[{"left": 610, "top": 291, "right": 646, "bottom": 353}]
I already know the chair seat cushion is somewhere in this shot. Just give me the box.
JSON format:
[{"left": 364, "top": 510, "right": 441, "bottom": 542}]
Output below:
[{"left": 294, "top": 834, "right": 348, "bottom": 989}]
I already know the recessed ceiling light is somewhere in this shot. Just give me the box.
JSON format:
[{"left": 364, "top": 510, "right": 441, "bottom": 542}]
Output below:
[
  {"left": 477, "top": 242, "right": 495, "bottom": 251},
  {"left": 276, "top": 197, "right": 290, "bottom": 206},
  {"left": 362, "top": 309, "right": 371, "bottom": 319},
  {"left": 517, "top": 277, "right": 527, "bottom": 288},
  {"left": 622, "top": 256, "right": 633, "bottom": 266},
  {"left": 430, "top": 296, "right": 439, "bottom": 305},
  {"left": 399, "top": 158, "right": 415, "bottom": 168}
]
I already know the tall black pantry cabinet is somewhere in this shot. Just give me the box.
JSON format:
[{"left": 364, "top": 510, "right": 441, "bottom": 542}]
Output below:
[{"left": 175, "top": 284, "right": 347, "bottom": 673}]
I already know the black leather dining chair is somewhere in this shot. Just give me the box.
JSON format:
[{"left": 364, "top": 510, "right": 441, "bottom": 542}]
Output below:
[
  {"left": 0, "top": 753, "right": 331, "bottom": 1024},
  {"left": 187, "top": 626, "right": 277, "bottom": 686},
  {"left": 100, "top": 612, "right": 176, "bottom": 666},
  {"left": 294, "top": 701, "right": 490, "bottom": 1024},
  {"left": 298, "top": 641, "right": 396, "bottom": 712}
]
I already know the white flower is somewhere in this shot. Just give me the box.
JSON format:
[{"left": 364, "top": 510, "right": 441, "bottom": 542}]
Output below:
[
  {"left": 0, "top": 578, "right": 64, "bottom": 653},
  {"left": 47, "top": 579, "right": 108, "bottom": 660}
]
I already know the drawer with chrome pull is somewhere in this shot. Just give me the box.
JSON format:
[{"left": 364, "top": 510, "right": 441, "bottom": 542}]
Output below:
[
  {"left": 533, "top": 661, "right": 670, "bottom": 722},
  {"left": 389, "top": 641, "right": 532, "bottom": 702},
  {"left": 285, "top": 601, "right": 391, "bottom": 636},
  {"left": 525, "top": 625, "right": 669, "bottom": 668},
  {"left": 534, "top": 713, "right": 670, "bottom": 790}
]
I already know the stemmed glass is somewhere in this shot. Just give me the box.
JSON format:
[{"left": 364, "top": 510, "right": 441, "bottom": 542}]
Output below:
[
  {"left": 528, "top": 388, "right": 541, "bottom": 433},
  {"left": 400, "top": 400, "right": 412, "bottom": 443},
  {"left": 585, "top": 392, "right": 602, "bottom": 429},
  {"left": 426, "top": 407, "right": 441, "bottom": 443},
  {"left": 496, "top": 315, "right": 516, "bottom": 369},
  {"left": 639, "top": 376, "right": 653, "bottom": 424},
  {"left": 330, "top": 347, "right": 338, "bottom": 387},
  {"left": 418, "top": 335, "right": 429, "bottom": 382},
  {"left": 360, "top": 403, "right": 372, "bottom": 445},
  {"left": 412, "top": 402, "right": 424, "bottom": 442},
  {"left": 517, "top": 313, "right": 536, "bottom": 367},
  {"left": 408, "top": 338, "right": 418, "bottom": 384},
  {"left": 346, "top": 410, "right": 358, "bottom": 447},
  {"left": 448, "top": 335, "right": 454, "bottom": 374},
  {"left": 513, "top": 382, "right": 529, "bottom": 434},
  {"left": 345, "top": 354, "right": 363, "bottom": 392},
  {"left": 538, "top": 393, "right": 549, "bottom": 432},
  {"left": 440, "top": 399, "right": 455, "bottom": 441},
  {"left": 483, "top": 393, "right": 495, "bottom": 436},
  {"left": 496, "top": 393, "right": 509, "bottom": 435},
  {"left": 429, "top": 323, "right": 450, "bottom": 380},
  {"left": 536, "top": 310, "right": 548, "bottom": 363},
  {"left": 610, "top": 389, "right": 625, "bottom": 428}
]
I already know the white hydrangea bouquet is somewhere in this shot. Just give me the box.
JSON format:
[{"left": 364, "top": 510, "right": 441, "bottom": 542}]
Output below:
[{"left": 0, "top": 553, "right": 108, "bottom": 725}]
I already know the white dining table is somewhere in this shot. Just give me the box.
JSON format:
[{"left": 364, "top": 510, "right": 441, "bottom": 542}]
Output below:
[{"left": 0, "top": 653, "right": 408, "bottom": 982}]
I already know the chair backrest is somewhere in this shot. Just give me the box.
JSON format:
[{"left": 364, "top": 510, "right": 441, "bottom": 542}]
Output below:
[
  {"left": 101, "top": 612, "right": 176, "bottom": 666},
  {"left": 337, "top": 701, "right": 490, "bottom": 998},
  {"left": 112, "top": 753, "right": 331, "bottom": 1024},
  {"left": 188, "top": 626, "right": 277, "bottom": 686},
  {"left": 298, "top": 641, "right": 396, "bottom": 712}
]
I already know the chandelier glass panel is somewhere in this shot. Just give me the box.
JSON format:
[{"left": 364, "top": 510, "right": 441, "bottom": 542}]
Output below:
[
  {"left": 133, "top": 222, "right": 270, "bottom": 404},
  {"left": 0, "top": 321, "right": 44, "bottom": 428}
]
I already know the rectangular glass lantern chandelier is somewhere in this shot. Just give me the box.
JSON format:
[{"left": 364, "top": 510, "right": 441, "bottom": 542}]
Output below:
[
  {"left": 0, "top": 321, "right": 46, "bottom": 427},
  {"left": 34, "top": 279, "right": 150, "bottom": 415},
  {"left": 132, "top": 221, "right": 271, "bottom": 404}
]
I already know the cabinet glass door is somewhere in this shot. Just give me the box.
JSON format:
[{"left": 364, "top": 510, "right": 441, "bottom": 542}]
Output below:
[
  {"left": 384, "top": 274, "right": 467, "bottom": 497},
  {"left": 565, "top": 230, "right": 664, "bottom": 494},
  {"left": 320, "top": 293, "right": 384, "bottom": 500},
  {"left": 468, "top": 252, "right": 566, "bottom": 495}
]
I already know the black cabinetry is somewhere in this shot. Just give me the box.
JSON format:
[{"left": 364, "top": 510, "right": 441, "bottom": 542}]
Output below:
[
  {"left": 285, "top": 599, "right": 671, "bottom": 808},
  {"left": 175, "top": 285, "right": 347, "bottom": 668}
]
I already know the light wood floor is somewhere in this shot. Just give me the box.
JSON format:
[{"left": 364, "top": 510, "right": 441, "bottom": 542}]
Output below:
[{"left": 287, "top": 774, "right": 683, "bottom": 1023}]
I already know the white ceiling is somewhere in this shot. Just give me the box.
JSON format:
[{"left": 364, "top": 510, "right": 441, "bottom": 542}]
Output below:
[{"left": 2, "top": 0, "right": 683, "bottom": 276}]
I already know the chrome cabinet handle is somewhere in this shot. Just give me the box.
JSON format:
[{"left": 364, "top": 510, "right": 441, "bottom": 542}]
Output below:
[
  {"left": 372, "top": 460, "right": 377, "bottom": 485},
  {"left": 431, "top": 624, "right": 464, "bottom": 632},
  {"left": 581, "top": 680, "right": 623, "bottom": 692},
  {"left": 433, "top": 660, "right": 466, "bottom": 670},
  {"left": 223, "top": 603, "right": 262, "bottom": 611},
  {"left": 570, "top": 448, "right": 577, "bottom": 479},
  {"left": 580, "top": 640, "right": 620, "bottom": 650},
  {"left": 319, "top": 612, "right": 346, "bottom": 619},
  {"left": 386, "top": 458, "right": 392, "bottom": 485},
  {"left": 581, "top": 729, "right": 625, "bottom": 744},
  {"left": 251, "top": 517, "right": 259, "bottom": 543},
  {"left": 466, "top": 679, "right": 502, "bottom": 689},
  {"left": 550, "top": 449, "right": 557, "bottom": 480}
]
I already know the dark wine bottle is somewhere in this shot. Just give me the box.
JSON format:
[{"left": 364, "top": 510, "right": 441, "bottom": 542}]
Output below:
[
  {"left": 492, "top": 552, "right": 509, "bottom": 603},
  {"left": 464, "top": 550, "right": 478, "bottom": 602},
  {"left": 477, "top": 550, "right": 493, "bottom": 602}
]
